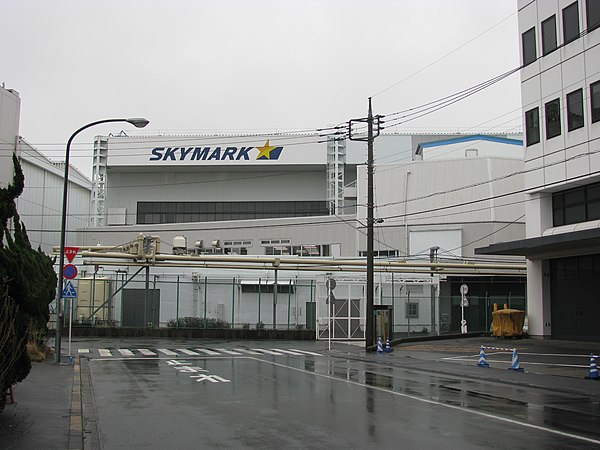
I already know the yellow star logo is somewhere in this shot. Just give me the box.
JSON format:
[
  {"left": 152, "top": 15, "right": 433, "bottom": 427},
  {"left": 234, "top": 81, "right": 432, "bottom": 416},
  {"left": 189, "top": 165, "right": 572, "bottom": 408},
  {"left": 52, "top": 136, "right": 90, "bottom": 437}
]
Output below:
[{"left": 256, "top": 140, "right": 276, "bottom": 159}]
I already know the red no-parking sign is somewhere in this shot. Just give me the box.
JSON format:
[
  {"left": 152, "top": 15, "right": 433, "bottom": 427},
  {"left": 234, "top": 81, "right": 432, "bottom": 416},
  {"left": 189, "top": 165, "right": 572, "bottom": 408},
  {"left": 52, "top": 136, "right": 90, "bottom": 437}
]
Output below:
[{"left": 63, "top": 263, "right": 78, "bottom": 280}]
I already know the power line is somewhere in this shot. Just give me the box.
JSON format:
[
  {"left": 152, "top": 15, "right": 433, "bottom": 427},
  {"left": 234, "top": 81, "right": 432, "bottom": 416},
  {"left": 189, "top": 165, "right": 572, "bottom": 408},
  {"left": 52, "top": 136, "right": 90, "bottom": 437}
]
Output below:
[{"left": 372, "top": 10, "right": 517, "bottom": 97}]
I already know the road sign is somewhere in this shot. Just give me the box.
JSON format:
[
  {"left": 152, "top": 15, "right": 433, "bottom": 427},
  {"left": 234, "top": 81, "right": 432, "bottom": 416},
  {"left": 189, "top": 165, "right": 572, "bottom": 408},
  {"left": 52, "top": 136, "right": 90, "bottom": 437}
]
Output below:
[
  {"left": 62, "top": 280, "right": 77, "bottom": 298},
  {"left": 64, "top": 247, "right": 80, "bottom": 263},
  {"left": 460, "top": 297, "right": 469, "bottom": 307},
  {"left": 460, "top": 284, "right": 468, "bottom": 295},
  {"left": 326, "top": 278, "right": 336, "bottom": 290},
  {"left": 63, "top": 264, "right": 78, "bottom": 280}
]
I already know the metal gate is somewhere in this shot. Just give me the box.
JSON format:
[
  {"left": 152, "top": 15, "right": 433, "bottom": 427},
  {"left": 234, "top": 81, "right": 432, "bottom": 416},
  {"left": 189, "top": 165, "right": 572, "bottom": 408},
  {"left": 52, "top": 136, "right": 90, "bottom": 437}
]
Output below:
[
  {"left": 317, "top": 278, "right": 365, "bottom": 340},
  {"left": 122, "top": 288, "right": 161, "bottom": 327}
]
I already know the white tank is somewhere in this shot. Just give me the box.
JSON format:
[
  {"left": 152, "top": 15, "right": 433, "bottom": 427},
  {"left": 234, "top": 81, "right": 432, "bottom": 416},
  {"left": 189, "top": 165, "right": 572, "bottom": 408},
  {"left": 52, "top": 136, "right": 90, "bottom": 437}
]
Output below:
[{"left": 173, "top": 235, "right": 187, "bottom": 254}]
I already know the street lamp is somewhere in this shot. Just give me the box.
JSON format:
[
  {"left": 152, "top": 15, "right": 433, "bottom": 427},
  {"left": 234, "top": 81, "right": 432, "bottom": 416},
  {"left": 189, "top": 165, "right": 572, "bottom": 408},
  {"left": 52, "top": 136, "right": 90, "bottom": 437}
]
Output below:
[{"left": 55, "top": 118, "right": 149, "bottom": 363}]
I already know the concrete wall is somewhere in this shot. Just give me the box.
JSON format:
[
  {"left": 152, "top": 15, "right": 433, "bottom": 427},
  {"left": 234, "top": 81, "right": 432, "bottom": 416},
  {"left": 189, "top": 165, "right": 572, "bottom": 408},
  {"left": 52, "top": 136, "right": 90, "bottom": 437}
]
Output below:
[
  {"left": 356, "top": 157, "right": 526, "bottom": 258},
  {"left": 106, "top": 167, "right": 327, "bottom": 225}
]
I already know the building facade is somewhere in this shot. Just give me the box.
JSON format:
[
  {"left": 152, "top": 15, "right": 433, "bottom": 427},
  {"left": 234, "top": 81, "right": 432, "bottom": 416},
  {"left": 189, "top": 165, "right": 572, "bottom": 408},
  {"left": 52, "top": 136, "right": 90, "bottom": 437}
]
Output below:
[
  {"left": 0, "top": 85, "right": 92, "bottom": 254},
  {"left": 478, "top": 0, "right": 600, "bottom": 340},
  {"left": 78, "top": 132, "right": 526, "bottom": 334}
]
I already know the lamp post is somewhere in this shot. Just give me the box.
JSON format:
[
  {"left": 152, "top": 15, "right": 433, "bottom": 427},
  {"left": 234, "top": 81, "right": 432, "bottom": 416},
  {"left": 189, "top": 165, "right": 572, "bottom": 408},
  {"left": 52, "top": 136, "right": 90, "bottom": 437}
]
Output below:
[{"left": 55, "top": 118, "right": 149, "bottom": 363}]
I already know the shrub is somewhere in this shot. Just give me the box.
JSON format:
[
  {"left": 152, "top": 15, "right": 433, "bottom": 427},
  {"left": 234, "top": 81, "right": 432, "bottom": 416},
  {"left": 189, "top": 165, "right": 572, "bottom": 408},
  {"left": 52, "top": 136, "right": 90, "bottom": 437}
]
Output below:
[{"left": 166, "top": 317, "right": 230, "bottom": 329}]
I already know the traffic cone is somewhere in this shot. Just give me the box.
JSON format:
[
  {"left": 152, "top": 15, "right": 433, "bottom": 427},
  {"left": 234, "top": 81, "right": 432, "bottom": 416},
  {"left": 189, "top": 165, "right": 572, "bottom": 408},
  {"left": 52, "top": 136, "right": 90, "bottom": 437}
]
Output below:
[
  {"left": 508, "top": 348, "right": 524, "bottom": 372},
  {"left": 477, "top": 345, "right": 489, "bottom": 367},
  {"left": 385, "top": 338, "right": 392, "bottom": 353},
  {"left": 586, "top": 354, "right": 599, "bottom": 380},
  {"left": 377, "top": 336, "right": 383, "bottom": 353}
]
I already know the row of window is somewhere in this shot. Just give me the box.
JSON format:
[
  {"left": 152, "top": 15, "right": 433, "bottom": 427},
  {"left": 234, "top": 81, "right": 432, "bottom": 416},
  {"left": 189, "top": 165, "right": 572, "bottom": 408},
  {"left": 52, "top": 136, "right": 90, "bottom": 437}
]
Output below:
[
  {"left": 522, "top": 0, "right": 600, "bottom": 66},
  {"left": 197, "top": 243, "right": 330, "bottom": 257},
  {"left": 552, "top": 181, "right": 600, "bottom": 226},
  {"left": 137, "top": 201, "right": 329, "bottom": 224},
  {"left": 525, "top": 80, "right": 600, "bottom": 146}
]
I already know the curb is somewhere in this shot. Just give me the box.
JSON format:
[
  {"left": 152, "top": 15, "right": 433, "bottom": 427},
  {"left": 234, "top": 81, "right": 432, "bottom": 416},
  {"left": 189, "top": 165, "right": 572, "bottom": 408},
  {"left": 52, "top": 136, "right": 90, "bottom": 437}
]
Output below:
[{"left": 68, "top": 357, "right": 84, "bottom": 450}]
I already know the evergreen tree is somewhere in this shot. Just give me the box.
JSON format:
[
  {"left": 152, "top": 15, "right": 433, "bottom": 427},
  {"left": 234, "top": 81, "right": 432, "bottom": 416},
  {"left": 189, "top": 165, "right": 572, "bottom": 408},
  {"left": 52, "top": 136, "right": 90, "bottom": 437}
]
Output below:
[{"left": 0, "top": 154, "right": 57, "bottom": 411}]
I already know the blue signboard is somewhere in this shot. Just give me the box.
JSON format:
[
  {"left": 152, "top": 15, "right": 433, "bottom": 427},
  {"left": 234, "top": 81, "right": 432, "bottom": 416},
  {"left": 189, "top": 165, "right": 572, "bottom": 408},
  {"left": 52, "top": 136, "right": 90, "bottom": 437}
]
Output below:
[{"left": 62, "top": 280, "right": 77, "bottom": 299}]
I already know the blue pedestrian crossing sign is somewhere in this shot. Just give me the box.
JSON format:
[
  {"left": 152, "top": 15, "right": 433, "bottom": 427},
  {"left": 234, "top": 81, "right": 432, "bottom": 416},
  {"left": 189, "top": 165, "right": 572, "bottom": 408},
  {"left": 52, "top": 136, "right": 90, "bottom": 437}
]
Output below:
[{"left": 62, "top": 280, "right": 77, "bottom": 298}]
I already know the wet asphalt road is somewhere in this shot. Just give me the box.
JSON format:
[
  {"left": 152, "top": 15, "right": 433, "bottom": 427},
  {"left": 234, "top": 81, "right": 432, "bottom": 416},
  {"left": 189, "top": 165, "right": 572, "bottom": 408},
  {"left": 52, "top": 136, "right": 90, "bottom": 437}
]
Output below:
[{"left": 78, "top": 339, "right": 600, "bottom": 449}]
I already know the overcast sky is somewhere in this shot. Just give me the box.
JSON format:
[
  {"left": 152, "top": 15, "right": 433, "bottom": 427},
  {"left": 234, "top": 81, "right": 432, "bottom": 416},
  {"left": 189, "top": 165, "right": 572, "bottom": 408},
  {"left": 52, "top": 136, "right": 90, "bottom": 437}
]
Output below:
[{"left": 1, "top": 0, "right": 521, "bottom": 177}]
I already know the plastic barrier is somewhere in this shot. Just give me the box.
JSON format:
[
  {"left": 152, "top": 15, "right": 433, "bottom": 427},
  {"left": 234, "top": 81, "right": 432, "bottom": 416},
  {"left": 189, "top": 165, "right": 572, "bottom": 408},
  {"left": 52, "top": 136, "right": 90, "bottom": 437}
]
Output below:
[{"left": 477, "top": 345, "right": 525, "bottom": 372}]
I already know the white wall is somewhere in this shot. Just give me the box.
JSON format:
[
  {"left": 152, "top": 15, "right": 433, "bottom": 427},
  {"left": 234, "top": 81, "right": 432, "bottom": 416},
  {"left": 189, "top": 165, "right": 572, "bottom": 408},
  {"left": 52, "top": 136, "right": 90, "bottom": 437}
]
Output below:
[
  {"left": 0, "top": 87, "right": 20, "bottom": 187},
  {"left": 356, "top": 157, "right": 526, "bottom": 258},
  {"left": 16, "top": 140, "right": 92, "bottom": 253}
]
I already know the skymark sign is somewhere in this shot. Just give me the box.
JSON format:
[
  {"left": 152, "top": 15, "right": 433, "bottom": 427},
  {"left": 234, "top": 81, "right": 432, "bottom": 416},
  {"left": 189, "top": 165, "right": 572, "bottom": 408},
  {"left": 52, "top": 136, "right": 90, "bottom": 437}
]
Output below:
[{"left": 149, "top": 140, "right": 283, "bottom": 162}]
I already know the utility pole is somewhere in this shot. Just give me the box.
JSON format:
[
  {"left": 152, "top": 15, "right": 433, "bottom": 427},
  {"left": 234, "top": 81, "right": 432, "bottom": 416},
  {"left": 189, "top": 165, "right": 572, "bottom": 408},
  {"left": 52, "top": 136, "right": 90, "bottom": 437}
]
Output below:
[
  {"left": 349, "top": 98, "right": 381, "bottom": 350},
  {"left": 429, "top": 246, "right": 439, "bottom": 335}
]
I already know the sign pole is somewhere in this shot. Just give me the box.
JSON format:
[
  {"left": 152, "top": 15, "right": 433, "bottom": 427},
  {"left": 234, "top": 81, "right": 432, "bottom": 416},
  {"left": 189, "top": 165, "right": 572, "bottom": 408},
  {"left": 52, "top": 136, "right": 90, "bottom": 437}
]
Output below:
[
  {"left": 68, "top": 297, "right": 73, "bottom": 360},
  {"left": 460, "top": 284, "right": 469, "bottom": 334}
]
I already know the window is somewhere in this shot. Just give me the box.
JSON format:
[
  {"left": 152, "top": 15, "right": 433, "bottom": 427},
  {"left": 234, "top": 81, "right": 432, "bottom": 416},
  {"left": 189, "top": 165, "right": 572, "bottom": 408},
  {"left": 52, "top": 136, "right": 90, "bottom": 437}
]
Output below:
[
  {"left": 545, "top": 98, "right": 562, "bottom": 139},
  {"left": 586, "top": 0, "right": 600, "bottom": 31},
  {"left": 592, "top": 80, "right": 600, "bottom": 123},
  {"left": 525, "top": 107, "right": 540, "bottom": 146},
  {"left": 563, "top": 2, "right": 580, "bottom": 44},
  {"left": 522, "top": 27, "right": 537, "bottom": 66},
  {"left": 542, "top": 15, "right": 557, "bottom": 55},
  {"left": 406, "top": 302, "right": 419, "bottom": 319},
  {"left": 553, "top": 181, "right": 600, "bottom": 226},
  {"left": 567, "top": 88, "right": 584, "bottom": 131},
  {"left": 136, "top": 201, "right": 329, "bottom": 224}
]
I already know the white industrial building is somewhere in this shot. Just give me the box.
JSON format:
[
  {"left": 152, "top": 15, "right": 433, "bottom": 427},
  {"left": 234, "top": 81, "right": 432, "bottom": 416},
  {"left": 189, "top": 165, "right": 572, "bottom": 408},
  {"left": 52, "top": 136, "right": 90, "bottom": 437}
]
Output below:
[
  {"left": 3, "top": 81, "right": 529, "bottom": 338},
  {"left": 478, "top": 0, "right": 600, "bottom": 341},
  {"left": 76, "top": 131, "right": 526, "bottom": 336},
  {"left": 0, "top": 85, "right": 91, "bottom": 253}
]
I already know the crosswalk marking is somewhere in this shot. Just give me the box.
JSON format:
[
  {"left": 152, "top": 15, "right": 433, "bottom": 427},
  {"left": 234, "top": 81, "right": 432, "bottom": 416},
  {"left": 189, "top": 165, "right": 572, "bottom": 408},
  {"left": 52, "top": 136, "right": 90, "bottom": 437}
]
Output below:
[
  {"left": 195, "top": 348, "right": 221, "bottom": 356},
  {"left": 290, "top": 349, "right": 323, "bottom": 356},
  {"left": 272, "top": 349, "right": 305, "bottom": 356},
  {"left": 137, "top": 348, "right": 157, "bottom": 356},
  {"left": 157, "top": 348, "right": 178, "bottom": 356},
  {"left": 177, "top": 349, "right": 201, "bottom": 356},
  {"left": 88, "top": 347, "right": 324, "bottom": 358},
  {"left": 214, "top": 348, "right": 243, "bottom": 355},
  {"left": 251, "top": 349, "right": 285, "bottom": 356},
  {"left": 233, "top": 348, "right": 262, "bottom": 355}
]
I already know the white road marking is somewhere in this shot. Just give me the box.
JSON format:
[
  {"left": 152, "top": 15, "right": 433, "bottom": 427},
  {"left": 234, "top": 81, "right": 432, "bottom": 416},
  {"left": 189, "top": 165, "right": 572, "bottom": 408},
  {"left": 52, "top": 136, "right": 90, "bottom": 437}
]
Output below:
[
  {"left": 78, "top": 349, "right": 89, "bottom": 354},
  {"left": 118, "top": 349, "right": 134, "bottom": 356},
  {"left": 272, "top": 349, "right": 305, "bottom": 356},
  {"left": 98, "top": 349, "right": 112, "bottom": 357},
  {"left": 289, "top": 349, "right": 323, "bottom": 356},
  {"left": 189, "top": 374, "right": 231, "bottom": 383},
  {"left": 233, "top": 348, "right": 263, "bottom": 355},
  {"left": 157, "top": 348, "right": 178, "bottom": 356},
  {"left": 195, "top": 348, "right": 221, "bottom": 356},
  {"left": 137, "top": 348, "right": 157, "bottom": 356},
  {"left": 177, "top": 349, "right": 201, "bottom": 356},
  {"left": 263, "top": 359, "right": 600, "bottom": 445},
  {"left": 214, "top": 348, "right": 243, "bottom": 355},
  {"left": 251, "top": 349, "right": 285, "bottom": 356}
]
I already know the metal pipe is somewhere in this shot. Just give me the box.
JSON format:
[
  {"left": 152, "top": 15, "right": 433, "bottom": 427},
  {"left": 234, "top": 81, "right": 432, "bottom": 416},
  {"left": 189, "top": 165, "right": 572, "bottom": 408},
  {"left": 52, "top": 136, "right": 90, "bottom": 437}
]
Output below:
[{"left": 80, "top": 250, "right": 525, "bottom": 271}]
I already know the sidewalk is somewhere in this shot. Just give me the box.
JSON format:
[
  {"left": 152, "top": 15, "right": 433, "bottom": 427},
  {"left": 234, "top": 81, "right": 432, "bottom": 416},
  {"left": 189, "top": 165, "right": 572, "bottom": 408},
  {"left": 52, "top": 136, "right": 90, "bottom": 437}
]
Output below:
[{"left": 0, "top": 358, "right": 77, "bottom": 450}]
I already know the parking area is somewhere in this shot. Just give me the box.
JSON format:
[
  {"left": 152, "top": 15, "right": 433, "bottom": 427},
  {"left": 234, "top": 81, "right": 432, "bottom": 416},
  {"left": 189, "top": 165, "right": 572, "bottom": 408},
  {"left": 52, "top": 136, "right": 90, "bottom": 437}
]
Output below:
[{"left": 391, "top": 337, "right": 600, "bottom": 379}]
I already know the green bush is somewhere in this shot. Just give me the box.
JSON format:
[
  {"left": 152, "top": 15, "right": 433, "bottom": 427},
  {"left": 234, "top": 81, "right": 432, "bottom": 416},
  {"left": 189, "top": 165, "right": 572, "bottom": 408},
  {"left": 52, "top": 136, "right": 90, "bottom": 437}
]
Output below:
[{"left": 166, "top": 317, "right": 230, "bottom": 329}]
